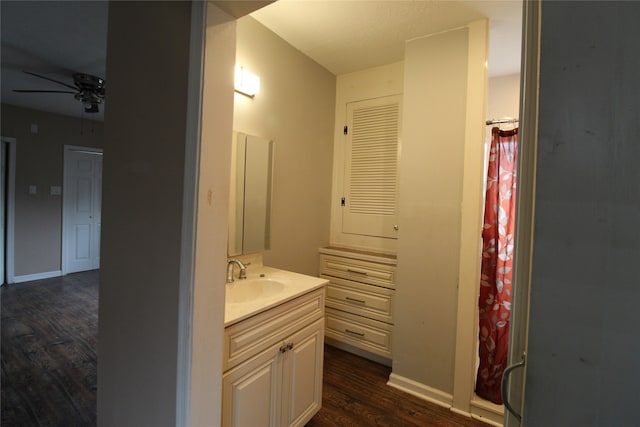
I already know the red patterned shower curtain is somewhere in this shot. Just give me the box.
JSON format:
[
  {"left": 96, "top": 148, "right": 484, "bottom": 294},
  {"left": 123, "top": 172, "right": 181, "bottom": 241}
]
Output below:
[{"left": 475, "top": 127, "right": 518, "bottom": 405}]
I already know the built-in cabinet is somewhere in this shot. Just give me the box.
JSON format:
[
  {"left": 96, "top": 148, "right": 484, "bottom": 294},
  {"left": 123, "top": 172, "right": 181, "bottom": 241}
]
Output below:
[
  {"left": 222, "top": 289, "right": 325, "bottom": 427},
  {"left": 319, "top": 246, "right": 396, "bottom": 365},
  {"left": 321, "top": 20, "right": 499, "bottom": 420},
  {"left": 340, "top": 95, "right": 402, "bottom": 240}
]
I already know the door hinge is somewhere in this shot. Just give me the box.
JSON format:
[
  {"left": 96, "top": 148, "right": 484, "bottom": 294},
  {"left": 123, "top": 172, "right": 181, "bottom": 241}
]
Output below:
[
  {"left": 343, "top": 125, "right": 348, "bottom": 135},
  {"left": 341, "top": 197, "right": 346, "bottom": 206}
]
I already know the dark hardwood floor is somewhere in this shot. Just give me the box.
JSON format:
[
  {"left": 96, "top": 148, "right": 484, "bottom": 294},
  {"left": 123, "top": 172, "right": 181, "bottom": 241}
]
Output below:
[
  {"left": 2, "top": 271, "right": 490, "bottom": 427},
  {"left": 308, "top": 345, "right": 489, "bottom": 427},
  {"left": 1, "top": 270, "right": 99, "bottom": 427}
]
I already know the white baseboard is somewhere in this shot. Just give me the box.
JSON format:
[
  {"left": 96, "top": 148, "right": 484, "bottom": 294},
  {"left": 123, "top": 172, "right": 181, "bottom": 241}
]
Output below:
[
  {"left": 387, "top": 373, "right": 453, "bottom": 409},
  {"left": 450, "top": 407, "right": 472, "bottom": 417},
  {"left": 470, "top": 396, "right": 504, "bottom": 426},
  {"left": 387, "top": 373, "right": 504, "bottom": 426},
  {"left": 13, "top": 270, "right": 62, "bottom": 283}
]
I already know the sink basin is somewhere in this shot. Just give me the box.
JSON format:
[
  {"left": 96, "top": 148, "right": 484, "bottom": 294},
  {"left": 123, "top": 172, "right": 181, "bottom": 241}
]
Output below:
[
  {"left": 224, "top": 265, "right": 329, "bottom": 326},
  {"left": 226, "top": 278, "right": 286, "bottom": 304}
]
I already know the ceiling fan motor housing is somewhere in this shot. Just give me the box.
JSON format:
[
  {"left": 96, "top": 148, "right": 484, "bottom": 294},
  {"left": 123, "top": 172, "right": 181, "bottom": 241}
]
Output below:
[{"left": 73, "top": 73, "right": 105, "bottom": 112}]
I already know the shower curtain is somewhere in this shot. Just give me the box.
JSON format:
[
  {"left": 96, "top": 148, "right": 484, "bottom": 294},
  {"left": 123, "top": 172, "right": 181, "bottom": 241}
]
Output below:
[{"left": 476, "top": 127, "right": 518, "bottom": 405}]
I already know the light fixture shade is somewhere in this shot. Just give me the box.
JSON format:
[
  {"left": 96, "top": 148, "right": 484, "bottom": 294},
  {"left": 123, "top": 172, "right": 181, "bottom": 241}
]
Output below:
[{"left": 234, "top": 66, "right": 260, "bottom": 98}]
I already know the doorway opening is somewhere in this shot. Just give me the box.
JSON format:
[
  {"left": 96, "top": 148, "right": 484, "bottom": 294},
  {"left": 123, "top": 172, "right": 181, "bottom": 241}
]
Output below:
[{"left": 0, "top": 137, "right": 16, "bottom": 286}]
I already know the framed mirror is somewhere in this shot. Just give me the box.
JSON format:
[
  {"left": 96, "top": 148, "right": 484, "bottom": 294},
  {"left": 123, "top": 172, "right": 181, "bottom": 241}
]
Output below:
[{"left": 228, "top": 131, "right": 274, "bottom": 256}]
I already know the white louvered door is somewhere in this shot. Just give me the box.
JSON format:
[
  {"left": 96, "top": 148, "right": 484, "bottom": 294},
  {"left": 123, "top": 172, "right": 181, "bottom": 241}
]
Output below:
[{"left": 342, "top": 95, "right": 402, "bottom": 239}]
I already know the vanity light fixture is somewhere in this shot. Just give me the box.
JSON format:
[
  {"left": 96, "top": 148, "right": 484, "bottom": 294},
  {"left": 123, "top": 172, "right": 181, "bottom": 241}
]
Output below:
[{"left": 234, "top": 65, "right": 260, "bottom": 98}]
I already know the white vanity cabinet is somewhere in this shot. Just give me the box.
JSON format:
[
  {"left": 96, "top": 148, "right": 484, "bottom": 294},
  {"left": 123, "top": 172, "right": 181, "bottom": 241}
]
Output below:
[
  {"left": 222, "top": 288, "right": 325, "bottom": 427},
  {"left": 319, "top": 247, "right": 397, "bottom": 364}
]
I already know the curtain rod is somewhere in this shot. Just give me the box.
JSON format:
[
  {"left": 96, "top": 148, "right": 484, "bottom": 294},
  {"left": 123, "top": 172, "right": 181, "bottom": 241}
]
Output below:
[{"left": 486, "top": 118, "right": 519, "bottom": 125}]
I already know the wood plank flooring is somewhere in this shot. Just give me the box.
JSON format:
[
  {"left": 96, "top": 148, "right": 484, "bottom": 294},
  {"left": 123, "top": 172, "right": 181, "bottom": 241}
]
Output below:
[
  {"left": 1, "top": 271, "right": 99, "bottom": 427},
  {"left": 307, "top": 344, "right": 489, "bottom": 427},
  {"left": 2, "top": 271, "right": 490, "bottom": 426}
]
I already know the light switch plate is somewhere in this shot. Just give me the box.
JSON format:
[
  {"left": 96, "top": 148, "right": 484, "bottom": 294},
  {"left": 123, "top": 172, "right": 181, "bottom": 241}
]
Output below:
[
  {"left": 28, "top": 185, "right": 37, "bottom": 195},
  {"left": 50, "top": 186, "right": 62, "bottom": 196}
]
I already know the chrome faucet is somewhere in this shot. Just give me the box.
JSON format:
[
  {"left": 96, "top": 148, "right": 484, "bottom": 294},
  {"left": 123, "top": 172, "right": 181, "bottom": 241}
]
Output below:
[{"left": 227, "top": 259, "right": 247, "bottom": 283}]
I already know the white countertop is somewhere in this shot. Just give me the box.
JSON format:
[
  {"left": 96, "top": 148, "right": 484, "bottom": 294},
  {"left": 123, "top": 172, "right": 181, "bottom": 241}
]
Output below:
[{"left": 224, "top": 266, "right": 328, "bottom": 327}]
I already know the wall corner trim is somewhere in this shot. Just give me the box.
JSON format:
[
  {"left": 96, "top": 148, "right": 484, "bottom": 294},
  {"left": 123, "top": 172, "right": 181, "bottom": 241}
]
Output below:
[
  {"left": 387, "top": 373, "right": 453, "bottom": 409},
  {"left": 14, "top": 270, "right": 62, "bottom": 283}
]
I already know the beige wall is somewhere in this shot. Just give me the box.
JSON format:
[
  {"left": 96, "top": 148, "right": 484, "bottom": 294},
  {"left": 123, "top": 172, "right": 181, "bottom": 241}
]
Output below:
[
  {"left": 392, "top": 24, "right": 485, "bottom": 397},
  {"left": 189, "top": 4, "right": 236, "bottom": 425},
  {"left": 394, "top": 26, "right": 469, "bottom": 394},
  {"left": 98, "top": 2, "right": 192, "bottom": 425},
  {"left": 488, "top": 73, "right": 520, "bottom": 121},
  {"left": 233, "top": 16, "right": 335, "bottom": 276},
  {"left": 0, "top": 103, "right": 104, "bottom": 277}
]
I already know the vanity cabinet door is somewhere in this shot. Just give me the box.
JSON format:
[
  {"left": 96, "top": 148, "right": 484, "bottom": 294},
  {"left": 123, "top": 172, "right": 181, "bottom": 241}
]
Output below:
[
  {"left": 281, "top": 318, "right": 324, "bottom": 427},
  {"left": 222, "top": 342, "right": 282, "bottom": 427},
  {"left": 222, "top": 298, "right": 325, "bottom": 427}
]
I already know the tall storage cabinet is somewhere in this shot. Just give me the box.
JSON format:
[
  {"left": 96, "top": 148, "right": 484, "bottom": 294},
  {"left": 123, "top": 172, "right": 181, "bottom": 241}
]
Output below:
[{"left": 319, "top": 247, "right": 396, "bottom": 364}]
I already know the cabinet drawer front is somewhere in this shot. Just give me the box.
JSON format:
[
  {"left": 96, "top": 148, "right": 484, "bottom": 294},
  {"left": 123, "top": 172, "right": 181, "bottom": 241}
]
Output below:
[
  {"left": 320, "top": 255, "right": 395, "bottom": 289},
  {"left": 326, "top": 281, "right": 393, "bottom": 324},
  {"left": 325, "top": 309, "right": 392, "bottom": 358},
  {"left": 224, "top": 289, "right": 324, "bottom": 371}
]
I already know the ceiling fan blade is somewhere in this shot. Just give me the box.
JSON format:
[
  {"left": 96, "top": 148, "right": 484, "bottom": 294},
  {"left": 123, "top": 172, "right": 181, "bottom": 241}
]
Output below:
[
  {"left": 13, "top": 89, "right": 77, "bottom": 94},
  {"left": 22, "top": 70, "right": 78, "bottom": 90}
]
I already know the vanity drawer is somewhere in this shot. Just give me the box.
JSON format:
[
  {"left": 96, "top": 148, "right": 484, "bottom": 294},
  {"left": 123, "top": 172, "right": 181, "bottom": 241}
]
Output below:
[
  {"left": 320, "top": 254, "right": 395, "bottom": 289},
  {"left": 324, "top": 276, "right": 394, "bottom": 324},
  {"left": 224, "top": 289, "right": 324, "bottom": 371},
  {"left": 325, "top": 307, "right": 392, "bottom": 358}
]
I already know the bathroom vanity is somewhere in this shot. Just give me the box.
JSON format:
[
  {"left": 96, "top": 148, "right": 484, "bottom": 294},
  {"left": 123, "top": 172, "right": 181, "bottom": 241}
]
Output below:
[
  {"left": 223, "top": 266, "right": 327, "bottom": 427},
  {"left": 223, "top": 130, "right": 327, "bottom": 426}
]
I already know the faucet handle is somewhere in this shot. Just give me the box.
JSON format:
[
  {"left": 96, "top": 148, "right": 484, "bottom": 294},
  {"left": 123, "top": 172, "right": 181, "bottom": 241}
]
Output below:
[{"left": 238, "top": 262, "right": 249, "bottom": 280}]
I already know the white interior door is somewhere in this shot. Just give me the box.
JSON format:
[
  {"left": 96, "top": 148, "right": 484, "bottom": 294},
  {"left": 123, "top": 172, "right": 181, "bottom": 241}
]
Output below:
[{"left": 63, "top": 147, "right": 103, "bottom": 274}]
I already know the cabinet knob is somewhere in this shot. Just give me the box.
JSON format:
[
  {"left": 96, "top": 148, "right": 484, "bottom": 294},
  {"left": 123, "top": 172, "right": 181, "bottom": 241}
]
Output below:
[
  {"left": 279, "top": 342, "right": 294, "bottom": 353},
  {"left": 393, "top": 224, "right": 399, "bottom": 231}
]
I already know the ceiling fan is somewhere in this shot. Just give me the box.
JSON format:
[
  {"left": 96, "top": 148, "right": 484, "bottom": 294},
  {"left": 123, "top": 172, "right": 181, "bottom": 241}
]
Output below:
[{"left": 13, "top": 70, "right": 106, "bottom": 113}]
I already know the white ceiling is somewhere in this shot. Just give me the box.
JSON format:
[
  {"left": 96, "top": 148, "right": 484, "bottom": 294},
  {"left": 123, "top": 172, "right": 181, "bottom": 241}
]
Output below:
[
  {"left": 251, "top": 0, "right": 523, "bottom": 76},
  {"left": 0, "top": 0, "right": 521, "bottom": 121}
]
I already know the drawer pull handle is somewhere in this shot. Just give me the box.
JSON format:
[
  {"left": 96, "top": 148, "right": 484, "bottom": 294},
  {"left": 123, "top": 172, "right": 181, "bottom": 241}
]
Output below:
[
  {"left": 345, "top": 296, "right": 366, "bottom": 304},
  {"left": 345, "top": 329, "right": 365, "bottom": 337},
  {"left": 346, "top": 268, "right": 368, "bottom": 275}
]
